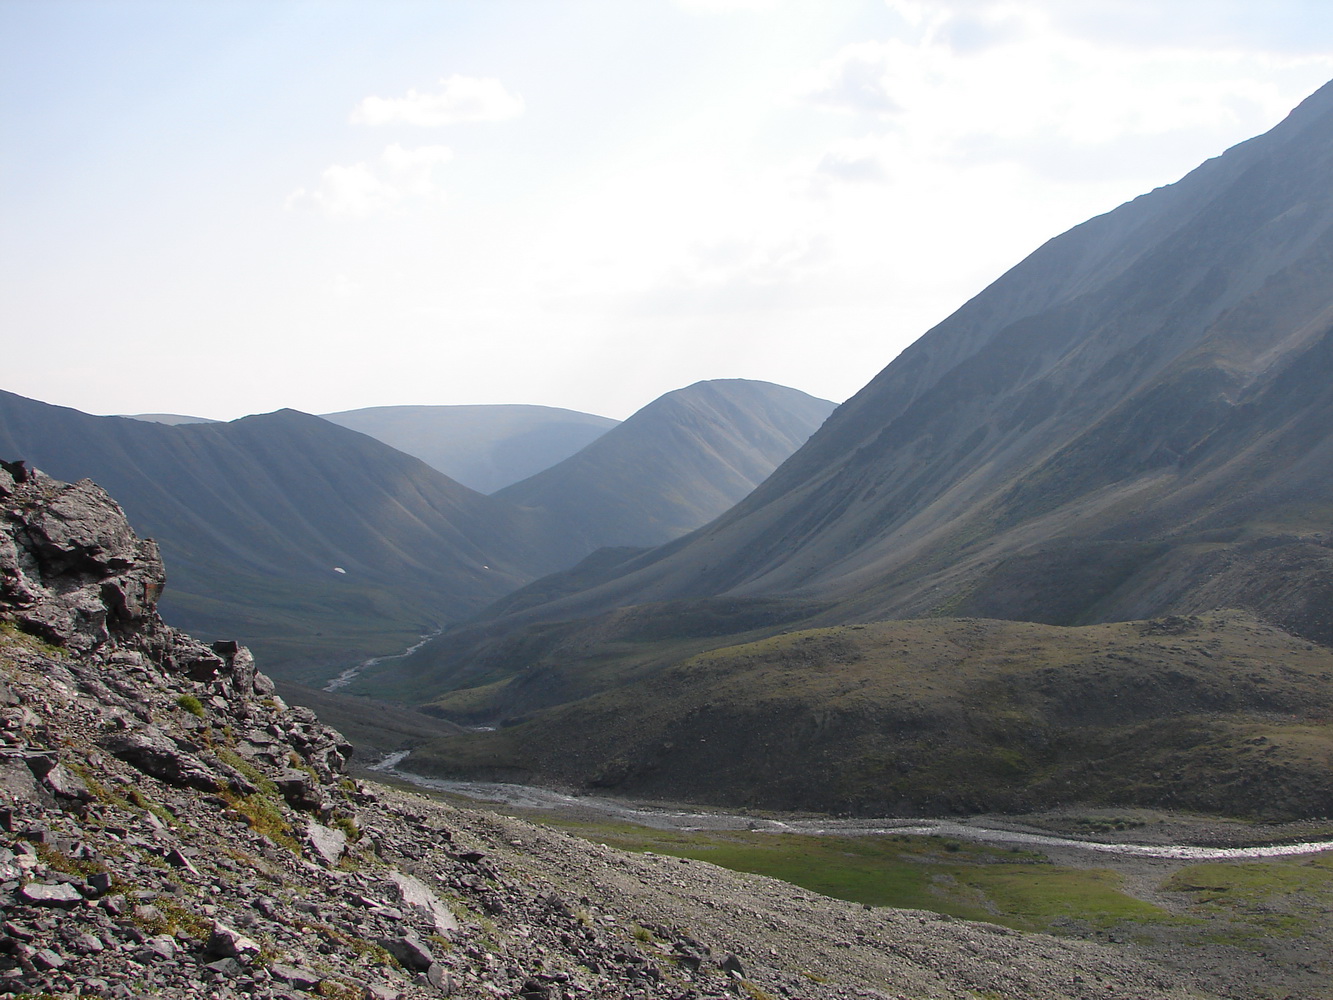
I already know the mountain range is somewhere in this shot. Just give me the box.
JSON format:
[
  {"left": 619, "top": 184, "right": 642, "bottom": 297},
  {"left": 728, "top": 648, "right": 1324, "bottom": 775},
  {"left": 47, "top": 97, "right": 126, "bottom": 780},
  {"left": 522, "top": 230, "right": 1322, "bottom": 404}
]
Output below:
[
  {"left": 0, "top": 380, "right": 832, "bottom": 681},
  {"left": 321, "top": 403, "right": 618, "bottom": 494},
  {"left": 0, "top": 394, "right": 553, "bottom": 681},
  {"left": 361, "top": 80, "right": 1333, "bottom": 818},
  {"left": 494, "top": 380, "right": 837, "bottom": 563}
]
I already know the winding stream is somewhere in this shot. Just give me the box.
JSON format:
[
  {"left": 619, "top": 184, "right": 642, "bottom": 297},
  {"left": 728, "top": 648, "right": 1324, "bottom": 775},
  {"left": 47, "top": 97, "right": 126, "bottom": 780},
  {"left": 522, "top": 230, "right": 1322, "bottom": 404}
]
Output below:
[
  {"left": 376, "top": 755, "right": 1333, "bottom": 862},
  {"left": 322, "top": 629, "right": 443, "bottom": 693}
]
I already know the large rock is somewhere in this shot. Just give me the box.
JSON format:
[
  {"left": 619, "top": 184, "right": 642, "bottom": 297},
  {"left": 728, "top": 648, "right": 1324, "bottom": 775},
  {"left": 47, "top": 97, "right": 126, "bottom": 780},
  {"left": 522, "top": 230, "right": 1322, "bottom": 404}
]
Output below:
[
  {"left": 389, "top": 870, "right": 460, "bottom": 936},
  {"left": 100, "top": 729, "right": 222, "bottom": 793},
  {"left": 377, "top": 931, "right": 434, "bottom": 972},
  {"left": 19, "top": 882, "right": 84, "bottom": 908},
  {"left": 1, "top": 476, "right": 164, "bottom": 651},
  {"left": 305, "top": 820, "right": 348, "bottom": 867},
  {"left": 207, "top": 921, "right": 261, "bottom": 964}
]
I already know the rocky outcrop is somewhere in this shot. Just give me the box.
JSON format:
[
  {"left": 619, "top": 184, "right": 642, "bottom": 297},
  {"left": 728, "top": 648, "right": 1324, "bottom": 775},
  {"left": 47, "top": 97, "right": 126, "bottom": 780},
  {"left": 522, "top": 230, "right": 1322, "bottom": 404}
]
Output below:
[{"left": 1, "top": 465, "right": 163, "bottom": 654}]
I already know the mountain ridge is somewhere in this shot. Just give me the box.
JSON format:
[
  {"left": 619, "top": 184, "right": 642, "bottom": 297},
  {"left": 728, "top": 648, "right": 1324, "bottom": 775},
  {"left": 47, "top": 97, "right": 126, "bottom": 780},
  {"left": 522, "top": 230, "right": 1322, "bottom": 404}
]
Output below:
[
  {"left": 0, "top": 391, "right": 558, "bottom": 679},
  {"left": 322, "top": 403, "right": 618, "bottom": 494},
  {"left": 1, "top": 378, "right": 838, "bottom": 682},
  {"left": 493, "top": 379, "right": 836, "bottom": 564}
]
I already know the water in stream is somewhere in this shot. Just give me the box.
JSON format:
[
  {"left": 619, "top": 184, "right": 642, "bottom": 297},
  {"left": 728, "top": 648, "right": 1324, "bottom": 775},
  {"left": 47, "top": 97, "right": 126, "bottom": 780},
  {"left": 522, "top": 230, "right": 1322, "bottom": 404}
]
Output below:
[
  {"left": 376, "top": 754, "right": 1333, "bottom": 862},
  {"left": 322, "top": 629, "right": 443, "bottom": 693}
]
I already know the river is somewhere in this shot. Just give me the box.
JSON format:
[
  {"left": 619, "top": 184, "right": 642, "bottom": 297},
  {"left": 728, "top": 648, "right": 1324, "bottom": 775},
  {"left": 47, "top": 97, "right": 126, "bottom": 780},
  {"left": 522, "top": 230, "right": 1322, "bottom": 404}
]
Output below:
[
  {"left": 322, "top": 629, "right": 444, "bottom": 693},
  {"left": 374, "top": 754, "right": 1333, "bottom": 862}
]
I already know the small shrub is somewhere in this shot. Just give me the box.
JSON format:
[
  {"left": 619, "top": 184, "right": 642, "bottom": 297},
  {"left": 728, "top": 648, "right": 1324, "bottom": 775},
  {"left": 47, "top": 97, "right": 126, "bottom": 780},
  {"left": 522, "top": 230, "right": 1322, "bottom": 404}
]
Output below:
[
  {"left": 35, "top": 843, "right": 106, "bottom": 880},
  {"left": 221, "top": 789, "right": 299, "bottom": 853},
  {"left": 176, "top": 693, "right": 205, "bottom": 717},
  {"left": 330, "top": 815, "right": 360, "bottom": 842},
  {"left": 133, "top": 894, "right": 210, "bottom": 940}
]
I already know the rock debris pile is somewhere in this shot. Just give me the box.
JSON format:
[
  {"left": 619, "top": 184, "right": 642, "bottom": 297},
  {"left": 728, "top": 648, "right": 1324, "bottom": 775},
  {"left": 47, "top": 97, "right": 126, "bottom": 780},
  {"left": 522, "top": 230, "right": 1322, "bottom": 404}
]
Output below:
[{"left": 0, "top": 464, "right": 1204, "bottom": 999}]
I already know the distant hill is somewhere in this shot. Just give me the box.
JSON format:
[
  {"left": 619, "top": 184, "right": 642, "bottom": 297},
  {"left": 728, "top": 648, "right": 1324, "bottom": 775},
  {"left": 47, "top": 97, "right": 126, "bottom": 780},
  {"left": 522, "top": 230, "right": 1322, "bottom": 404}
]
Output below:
[
  {"left": 322, "top": 404, "right": 617, "bottom": 494},
  {"left": 0, "top": 391, "right": 560, "bottom": 681},
  {"left": 121, "top": 413, "right": 220, "bottom": 425},
  {"left": 493, "top": 380, "right": 836, "bottom": 564}
]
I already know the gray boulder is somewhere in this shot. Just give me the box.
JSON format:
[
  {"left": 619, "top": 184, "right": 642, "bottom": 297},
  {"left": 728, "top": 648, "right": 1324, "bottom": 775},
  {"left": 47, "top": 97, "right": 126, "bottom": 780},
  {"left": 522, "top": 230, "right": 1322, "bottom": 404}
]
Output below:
[{"left": 100, "top": 728, "right": 222, "bottom": 792}]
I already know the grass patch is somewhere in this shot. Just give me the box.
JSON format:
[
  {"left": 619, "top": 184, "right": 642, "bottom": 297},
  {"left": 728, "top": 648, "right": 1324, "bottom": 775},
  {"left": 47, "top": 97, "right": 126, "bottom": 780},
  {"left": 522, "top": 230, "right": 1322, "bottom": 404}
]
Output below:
[
  {"left": 34, "top": 843, "right": 107, "bottom": 880},
  {"left": 330, "top": 815, "right": 360, "bottom": 842},
  {"left": 221, "top": 788, "right": 300, "bottom": 852},
  {"left": 133, "top": 894, "right": 211, "bottom": 941},
  {"left": 176, "top": 693, "right": 205, "bottom": 717},
  {"left": 533, "top": 816, "right": 1178, "bottom": 935},
  {"left": 1162, "top": 852, "right": 1333, "bottom": 943},
  {"left": 315, "top": 982, "right": 370, "bottom": 1000},
  {"left": 126, "top": 788, "right": 179, "bottom": 827},
  {"left": 211, "top": 748, "right": 301, "bottom": 851},
  {"left": 0, "top": 620, "right": 67, "bottom": 659}
]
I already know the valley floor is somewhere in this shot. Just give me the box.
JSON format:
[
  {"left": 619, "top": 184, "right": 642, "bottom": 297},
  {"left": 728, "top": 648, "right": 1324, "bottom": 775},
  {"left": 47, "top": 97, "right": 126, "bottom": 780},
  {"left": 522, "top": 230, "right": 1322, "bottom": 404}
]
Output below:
[{"left": 374, "top": 769, "right": 1333, "bottom": 1000}]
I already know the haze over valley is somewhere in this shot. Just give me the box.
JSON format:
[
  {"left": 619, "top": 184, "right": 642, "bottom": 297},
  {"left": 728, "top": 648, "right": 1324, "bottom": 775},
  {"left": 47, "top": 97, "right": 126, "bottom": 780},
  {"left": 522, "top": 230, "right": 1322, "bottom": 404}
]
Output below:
[{"left": 7, "top": 4, "right": 1333, "bottom": 997}]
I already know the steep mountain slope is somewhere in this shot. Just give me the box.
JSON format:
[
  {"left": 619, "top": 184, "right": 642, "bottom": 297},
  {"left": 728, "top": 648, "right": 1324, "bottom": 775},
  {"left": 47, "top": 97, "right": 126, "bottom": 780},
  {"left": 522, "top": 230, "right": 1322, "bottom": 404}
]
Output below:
[
  {"left": 397, "top": 78, "right": 1333, "bottom": 690},
  {"left": 0, "top": 391, "right": 559, "bottom": 680},
  {"left": 322, "top": 403, "right": 617, "bottom": 493},
  {"left": 493, "top": 380, "right": 836, "bottom": 562}
]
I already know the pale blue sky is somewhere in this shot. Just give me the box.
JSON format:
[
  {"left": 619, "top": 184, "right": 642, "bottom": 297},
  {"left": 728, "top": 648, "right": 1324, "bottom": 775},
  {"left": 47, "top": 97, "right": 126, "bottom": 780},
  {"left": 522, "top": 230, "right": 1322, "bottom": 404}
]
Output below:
[{"left": 4, "top": 1, "right": 1333, "bottom": 420}]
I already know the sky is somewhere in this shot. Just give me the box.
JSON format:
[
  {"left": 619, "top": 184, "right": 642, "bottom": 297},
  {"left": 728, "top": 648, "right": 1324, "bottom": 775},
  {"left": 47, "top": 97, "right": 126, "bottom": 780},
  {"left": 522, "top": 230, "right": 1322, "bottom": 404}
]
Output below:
[{"left": 4, "top": 1, "right": 1333, "bottom": 422}]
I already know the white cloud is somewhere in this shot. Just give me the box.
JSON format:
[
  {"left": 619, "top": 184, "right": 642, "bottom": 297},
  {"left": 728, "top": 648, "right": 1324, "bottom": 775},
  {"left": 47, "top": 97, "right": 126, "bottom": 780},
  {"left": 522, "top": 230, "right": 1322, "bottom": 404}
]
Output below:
[
  {"left": 797, "top": 7, "right": 1333, "bottom": 174},
  {"left": 351, "top": 75, "right": 525, "bottom": 127},
  {"left": 814, "top": 143, "right": 889, "bottom": 185},
  {"left": 286, "top": 143, "right": 453, "bottom": 218},
  {"left": 795, "top": 41, "right": 902, "bottom": 116}
]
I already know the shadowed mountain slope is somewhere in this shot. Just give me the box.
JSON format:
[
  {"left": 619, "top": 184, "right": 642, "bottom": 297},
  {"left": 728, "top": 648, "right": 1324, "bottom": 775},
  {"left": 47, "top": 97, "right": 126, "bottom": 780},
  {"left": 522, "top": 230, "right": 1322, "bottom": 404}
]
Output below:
[
  {"left": 0, "top": 390, "right": 561, "bottom": 680},
  {"left": 322, "top": 403, "right": 618, "bottom": 494},
  {"left": 415, "top": 84, "right": 1333, "bottom": 658},
  {"left": 493, "top": 380, "right": 836, "bottom": 563},
  {"left": 382, "top": 79, "right": 1333, "bottom": 702}
]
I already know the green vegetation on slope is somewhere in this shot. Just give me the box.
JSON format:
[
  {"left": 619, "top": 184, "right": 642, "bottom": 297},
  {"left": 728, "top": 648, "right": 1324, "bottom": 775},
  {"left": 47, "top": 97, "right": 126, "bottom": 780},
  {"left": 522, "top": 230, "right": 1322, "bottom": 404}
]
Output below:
[
  {"left": 537, "top": 821, "right": 1176, "bottom": 935},
  {"left": 410, "top": 610, "right": 1333, "bottom": 820}
]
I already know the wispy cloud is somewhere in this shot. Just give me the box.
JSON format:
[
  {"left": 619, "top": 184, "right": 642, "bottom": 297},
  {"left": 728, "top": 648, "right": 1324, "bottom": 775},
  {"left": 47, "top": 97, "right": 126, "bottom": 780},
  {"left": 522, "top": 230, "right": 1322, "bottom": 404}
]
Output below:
[
  {"left": 795, "top": 41, "right": 902, "bottom": 116},
  {"left": 286, "top": 144, "right": 454, "bottom": 218},
  {"left": 814, "top": 144, "right": 888, "bottom": 184},
  {"left": 351, "top": 75, "right": 524, "bottom": 127}
]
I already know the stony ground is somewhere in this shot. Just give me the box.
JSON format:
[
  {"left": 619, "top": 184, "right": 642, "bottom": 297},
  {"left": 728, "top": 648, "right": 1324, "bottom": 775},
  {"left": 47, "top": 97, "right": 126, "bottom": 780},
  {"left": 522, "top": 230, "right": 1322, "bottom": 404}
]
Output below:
[{"left": 0, "top": 620, "right": 1216, "bottom": 1000}]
